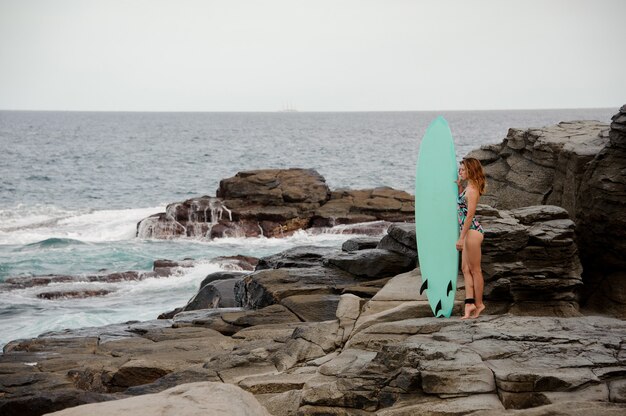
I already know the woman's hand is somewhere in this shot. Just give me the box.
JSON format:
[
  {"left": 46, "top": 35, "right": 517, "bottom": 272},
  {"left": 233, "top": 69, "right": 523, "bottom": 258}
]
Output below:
[{"left": 456, "top": 238, "right": 464, "bottom": 251}]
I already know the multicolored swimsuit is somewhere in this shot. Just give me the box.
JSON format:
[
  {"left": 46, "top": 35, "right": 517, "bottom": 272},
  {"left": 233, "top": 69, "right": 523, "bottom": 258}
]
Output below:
[{"left": 457, "top": 189, "right": 484, "bottom": 234}]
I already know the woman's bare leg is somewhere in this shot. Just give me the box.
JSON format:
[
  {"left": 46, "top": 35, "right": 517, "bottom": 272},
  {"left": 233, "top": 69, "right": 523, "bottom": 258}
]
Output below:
[
  {"left": 465, "top": 229, "right": 485, "bottom": 318},
  {"left": 460, "top": 244, "right": 476, "bottom": 319}
]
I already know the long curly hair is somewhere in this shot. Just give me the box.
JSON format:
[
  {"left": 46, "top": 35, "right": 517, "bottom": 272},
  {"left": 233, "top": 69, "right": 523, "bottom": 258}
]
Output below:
[{"left": 462, "top": 157, "right": 486, "bottom": 195}]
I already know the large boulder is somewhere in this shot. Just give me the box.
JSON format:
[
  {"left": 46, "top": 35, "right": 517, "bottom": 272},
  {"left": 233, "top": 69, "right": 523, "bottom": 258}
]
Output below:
[{"left": 137, "top": 170, "right": 413, "bottom": 239}]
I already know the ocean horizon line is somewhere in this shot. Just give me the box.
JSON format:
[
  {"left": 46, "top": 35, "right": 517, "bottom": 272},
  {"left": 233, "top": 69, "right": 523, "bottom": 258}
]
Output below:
[{"left": 0, "top": 106, "right": 619, "bottom": 114}]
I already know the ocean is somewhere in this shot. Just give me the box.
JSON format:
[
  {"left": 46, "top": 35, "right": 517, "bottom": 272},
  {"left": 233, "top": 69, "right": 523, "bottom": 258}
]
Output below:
[{"left": 0, "top": 108, "right": 616, "bottom": 349}]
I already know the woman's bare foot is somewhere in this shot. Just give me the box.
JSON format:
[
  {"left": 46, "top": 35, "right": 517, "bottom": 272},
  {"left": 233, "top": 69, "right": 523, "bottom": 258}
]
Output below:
[
  {"left": 471, "top": 304, "right": 485, "bottom": 318},
  {"left": 461, "top": 303, "right": 476, "bottom": 320}
]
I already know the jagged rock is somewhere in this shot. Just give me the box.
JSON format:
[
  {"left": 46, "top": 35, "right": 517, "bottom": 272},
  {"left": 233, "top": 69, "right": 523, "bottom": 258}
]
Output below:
[
  {"left": 44, "top": 382, "right": 271, "bottom": 416},
  {"left": 373, "top": 207, "right": 581, "bottom": 315},
  {"left": 235, "top": 267, "right": 360, "bottom": 309},
  {"left": 467, "top": 109, "right": 626, "bottom": 316},
  {"left": 323, "top": 249, "right": 415, "bottom": 279},
  {"left": 312, "top": 187, "right": 414, "bottom": 227},
  {"left": 577, "top": 105, "right": 626, "bottom": 311},
  {"left": 256, "top": 246, "right": 336, "bottom": 270},
  {"left": 509, "top": 206, "right": 570, "bottom": 225},
  {"left": 466, "top": 120, "right": 609, "bottom": 212},
  {"left": 385, "top": 223, "right": 416, "bottom": 251},
  {"left": 335, "top": 294, "right": 365, "bottom": 344},
  {"left": 341, "top": 237, "right": 381, "bottom": 252},
  {"left": 373, "top": 223, "right": 418, "bottom": 265},
  {"left": 271, "top": 321, "right": 342, "bottom": 372}
]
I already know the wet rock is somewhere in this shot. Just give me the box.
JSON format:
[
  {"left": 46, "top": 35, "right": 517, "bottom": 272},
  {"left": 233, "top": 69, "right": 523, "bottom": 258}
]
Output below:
[
  {"left": 152, "top": 259, "right": 195, "bottom": 276},
  {"left": 4, "top": 271, "right": 155, "bottom": 289},
  {"left": 341, "top": 237, "right": 381, "bottom": 252},
  {"left": 36, "top": 289, "right": 113, "bottom": 300},
  {"left": 137, "top": 170, "right": 409, "bottom": 239},
  {"left": 183, "top": 277, "right": 244, "bottom": 310},
  {"left": 211, "top": 255, "right": 259, "bottom": 271},
  {"left": 199, "top": 271, "right": 248, "bottom": 288}
]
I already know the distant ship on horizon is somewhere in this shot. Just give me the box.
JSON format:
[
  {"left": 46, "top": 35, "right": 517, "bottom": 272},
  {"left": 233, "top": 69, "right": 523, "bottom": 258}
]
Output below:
[{"left": 278, "top": 102, "right": 298, "bottom": 112}]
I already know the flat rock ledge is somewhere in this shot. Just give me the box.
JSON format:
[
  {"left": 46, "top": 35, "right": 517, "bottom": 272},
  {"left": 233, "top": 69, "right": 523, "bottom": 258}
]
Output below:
[{"left": 2, "top": 275, "right": 625, "bottom": 416}]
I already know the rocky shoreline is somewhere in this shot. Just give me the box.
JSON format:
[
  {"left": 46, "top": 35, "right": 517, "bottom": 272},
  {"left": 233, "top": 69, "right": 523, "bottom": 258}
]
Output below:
[{"left": 1, "top": 107, "right": 625, "bottom": 415}]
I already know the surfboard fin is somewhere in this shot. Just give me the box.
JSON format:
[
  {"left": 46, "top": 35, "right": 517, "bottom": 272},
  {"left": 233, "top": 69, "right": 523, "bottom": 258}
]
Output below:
[
  {"left": 420, "top": 279, "right": 428, "bottom": 295},
  {"left": 447, "top": 280, "right": 453, "bottom": 296},
  {"left": 435, "top": 300, "right": 442, "bottom": 316}
]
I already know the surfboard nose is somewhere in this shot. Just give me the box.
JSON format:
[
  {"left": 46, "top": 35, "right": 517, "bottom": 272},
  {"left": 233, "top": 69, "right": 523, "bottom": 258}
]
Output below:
[{"left": 426, "top": 116, "right": 450, "bottom": 136}]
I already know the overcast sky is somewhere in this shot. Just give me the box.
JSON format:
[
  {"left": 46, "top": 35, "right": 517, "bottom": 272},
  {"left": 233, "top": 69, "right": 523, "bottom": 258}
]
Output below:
[{"left": 0, "top": 0, "right": 624, "bottom": 111}]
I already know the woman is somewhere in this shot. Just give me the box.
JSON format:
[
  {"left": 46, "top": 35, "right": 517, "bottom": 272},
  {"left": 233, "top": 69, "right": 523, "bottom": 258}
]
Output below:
[{"left": 455, "top": 157, "right": 486, "bottom": 319}]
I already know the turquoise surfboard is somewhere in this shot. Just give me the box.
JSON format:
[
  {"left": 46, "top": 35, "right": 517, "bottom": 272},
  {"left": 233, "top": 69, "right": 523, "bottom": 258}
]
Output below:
[{"left": 415, "top": 116, "right": 459, "bottom": 317}]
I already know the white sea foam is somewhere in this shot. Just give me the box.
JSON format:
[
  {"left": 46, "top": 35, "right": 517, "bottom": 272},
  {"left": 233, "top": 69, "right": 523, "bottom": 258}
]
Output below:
[
  {"left": 0, "top": 260, "right": 225, "bottom": 348},
  {"left": 0, "top": 205, "right": 164, "bottom": 245}
]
